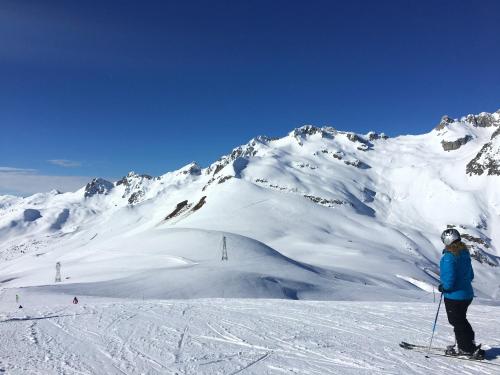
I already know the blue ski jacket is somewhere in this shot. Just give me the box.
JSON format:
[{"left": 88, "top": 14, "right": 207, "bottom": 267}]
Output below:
[{"left": 440, "top": 246, "right": 474, "bottom": 301}]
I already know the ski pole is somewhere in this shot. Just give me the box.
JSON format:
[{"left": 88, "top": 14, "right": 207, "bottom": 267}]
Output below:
[{"left": 426, "top": 292, "right": 443, "bottom": 358}]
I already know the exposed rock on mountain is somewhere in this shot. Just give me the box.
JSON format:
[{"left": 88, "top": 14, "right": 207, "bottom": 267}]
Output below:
[
  {"left": 367, "top": 131, "right": 388, "bottom": 141},
  {"left": 192, "top": 196, "right": 207, "bottom": 211},
  {"left": 464, "top": 112, "right": 499, "bottom": 128},
  {"left": 128, "top": 191, "right": 145, "bottom": 205},
  {"left": 218, "top": 176, "right": 233, "bottom": 184},
  {"left": 290, "top": 125, "right": 336, "bottom": 140},
  {"left": 115, "top": 172, "right": 154, "bottom": 205},
  {"left": 165, "top": 200, "right": 190, "bottom": 220},
  {"left": 84, "top": 178, "right": 114, "bottom": 198},
  {"left": 441, "top": 135, "right": 473, "bottom": 151},
  {"left": 303, "top": 195, "right": 349, "bottom": 207},
  {"left": 461, "top": 233, "right": 498, "bottom": 267},
  {"left": 346, "top": 133, "right": 363, "bottom": 143},
  {"left": 466, "top": 127, "right": 500, "bottom": 175},
  {"left": 344, "top": 159, "right": 370, "bottom": 169},
  {"left": 435, "top": 115, "right": 455, "bottom": 130},
  {"left": 206, "top": 137, "right": 266, "bottom": 175},
  {"left": 116, "top": 172, "right": 152, "bottom": 186},
  {"left": 178, "top": 163, "right": 201, "bottom": 176}
]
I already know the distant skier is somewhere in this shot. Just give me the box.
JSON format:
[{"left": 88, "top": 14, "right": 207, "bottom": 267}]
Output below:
[
  {"left": 15, "top": 294, "right": 19, "bottom": 304},
  {"left": 72, "top": 297, "right": 79, "bottom": 304},
  {"left": 439, "top": 229, "right": 485, "bottom": 359}
]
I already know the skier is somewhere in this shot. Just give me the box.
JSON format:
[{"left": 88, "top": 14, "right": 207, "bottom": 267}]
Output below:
[
  {"left": 72, "top": 297, "right": 79, "bottom": 304},
  {"left": 439, "top": 229, "right": 485, "bottom": 359}
]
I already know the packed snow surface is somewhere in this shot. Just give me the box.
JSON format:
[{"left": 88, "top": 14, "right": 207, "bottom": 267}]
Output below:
[{"left": 0, "top": 290, "right": 499, "bottom": 374}]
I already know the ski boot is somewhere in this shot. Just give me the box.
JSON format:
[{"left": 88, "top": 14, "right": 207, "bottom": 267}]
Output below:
[
  {"left": 456, "top": 344, "right": 485, "bottom": 360},
  {"left": 445, "top": 344, "right": 458, "bottom": 356},
  {"left": 471, "top": 345, "right": 485, "bottom": 360}
]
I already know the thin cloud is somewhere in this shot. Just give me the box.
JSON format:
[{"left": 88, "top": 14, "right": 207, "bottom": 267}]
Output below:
[
  {"left": 0, "top": 167, "right": 37, "bottom": 173},
  {"left": 0, "top": 166, "right": 99, "bottom": 196},
  {"left": 48, "top": 159, "right": 82, "bottom": 168}
]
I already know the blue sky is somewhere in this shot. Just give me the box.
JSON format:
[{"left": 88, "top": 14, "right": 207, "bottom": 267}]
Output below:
[{"left": 1, "top": 0, "right": 499, "bottom": 195}]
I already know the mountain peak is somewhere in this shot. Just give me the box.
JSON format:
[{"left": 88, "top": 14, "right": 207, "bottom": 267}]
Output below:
[
  {"left": 289, "top": 125, "right": 337, "bottom": 140},
  {"left": 435, "top": 109, "right": 500, "bottom": 131},
  {"left": 177, "top": 162, "right": 202, "bottom": 176},
  {"left": 84, "top": 178, "right": 114, "bottom": 198}
]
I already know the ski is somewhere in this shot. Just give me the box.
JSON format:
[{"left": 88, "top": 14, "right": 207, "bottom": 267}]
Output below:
[
  {"left": 399, "top": 341, "right": 445, "bottom": 351},
  {"left": 424, "top": 352, "right": 500, "bottom": 367},
  {"left": 400, "top": 341, "right": 500, "bottom": 367}
]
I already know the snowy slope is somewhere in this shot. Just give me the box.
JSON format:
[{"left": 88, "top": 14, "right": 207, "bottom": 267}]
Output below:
[
  {"left": 0, "top": 109, "right": 499, "bottom": 301},
  {"left": 0, "top": 291, "right": 499, "bottom": 374}
]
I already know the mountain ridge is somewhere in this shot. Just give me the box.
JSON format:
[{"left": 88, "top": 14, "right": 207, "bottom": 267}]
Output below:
[{"left": 1, "top": 109, "right": 499, "bottom": 301}]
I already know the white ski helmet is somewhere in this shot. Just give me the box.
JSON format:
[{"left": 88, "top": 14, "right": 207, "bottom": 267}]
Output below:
[{"left": 441, "top": 228, "right": 461, "bottom": 246}]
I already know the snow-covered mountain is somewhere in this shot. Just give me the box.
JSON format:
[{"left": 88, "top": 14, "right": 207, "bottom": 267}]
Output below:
[{"left": 1, "top": 109, "right": 500, "bottom": 301}]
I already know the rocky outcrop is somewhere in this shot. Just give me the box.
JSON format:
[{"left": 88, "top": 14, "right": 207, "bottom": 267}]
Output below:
[
  {"left": 466, "top": 145, "right": 500, "bottom": 175},
  {"left": 84, "top": 178, "right": 114, "bottom": 198},
  {"left": 116, "top": 172, "right": 152, "bottom": 186},
  {"left": 367, "top": 132, "right": 388, "bottom": 141},
  {"left": 491, "top": 126, "right": 500, "bottom": 140},
  {"left": 464, "top": 112, "right": 498, "bottom": 128},
  {"left": 344, "top": 159, "right": 370, "bottom": 169},
  {"left": 202, "top": 174, "right": 233, "bottom": 191},
  {"left": 192, "top": 196, "right": 207, "bottom": 211},
  {"left": 435, "top": 115, "right": 454, "bottom": 130},
  {"left": 470, "top": 250, "right": 498, "bottom": 266},
  {"left": 436, "top": 110, "right": 500, "bottom": 131},
  {"left": 206, "top": 137, "right": 266, "bottom": 175},
  {"left": 461, "top": 233, "right": 498, "bottom": 267},
  {"left": 345, "top": 133, "right": 373, "bottom": 151},
  {"left": 332, "top": 151, "right": 344, "bottom": 160},
  {"left": 441, "top": 135, "right": 473, "bottom": 151},
  {"left": 346, "top": 133, "right": 362, "bottom": 143},
  {"left": 165, "top": 200, "right": 190, "bottom": 220},
  {"left": 218, "top": 176, "right": 233, "bottom": 184},
  {"left": 290, "top": 126, "right": 338, "bottom": 145},
  {"left": 164, "top": 197, "right": 207, "bottom": 220},
  {"left": 466, "top": 128, "right": 500, "bottom": 175},
  {"left": 291, "top": 126, "right": 336, "bottom": 139},
  {"left": 128, "top": 191, "right": 145, "bottom": 205},
  {"left": 294, "top": 162, "right": 317, "bottom": 170},
  {"left": 178, "top": 163, "right": 201, "bottom": 176},
  {"left": 115, "top": 172, "right": 154, "bottom": 205},
  {"left": 291, "top": 125, "right": 323, "bottom": 138},
  {"left": 304, "top": 195, "right": 350, "bottom": 207}
]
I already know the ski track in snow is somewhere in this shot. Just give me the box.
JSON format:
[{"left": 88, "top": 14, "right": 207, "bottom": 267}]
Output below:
[{"left": 0, "top": 294, "right": 499, "bottom": 374}]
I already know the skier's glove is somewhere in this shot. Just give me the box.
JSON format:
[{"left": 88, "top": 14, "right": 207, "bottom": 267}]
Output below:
[{"left": 438, "top": 284, "right": 445, "bottom": 293}]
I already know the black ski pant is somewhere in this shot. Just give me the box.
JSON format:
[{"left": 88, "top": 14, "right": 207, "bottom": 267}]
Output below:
[{"left": 444, "top": 298, "right": 475, "bottom": 352}]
